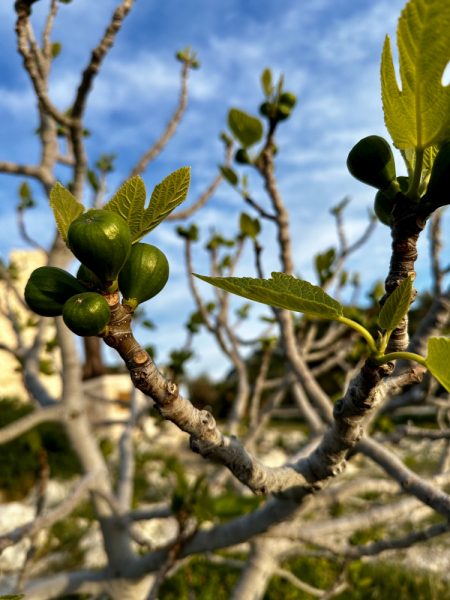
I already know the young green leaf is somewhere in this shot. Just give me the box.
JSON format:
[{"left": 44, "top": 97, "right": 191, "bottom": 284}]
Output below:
[
  {"left": 104, "top": 175, "right": 146, "bottom": 240},
  {"left": 379, "top": 276, "right": 412, "bottom": 332},
  {"left": 240, "top": 212, "right": 260, "bottom": 239},
  {"left": 0, "top": 595, "right": 26, "bottom": 599},
  {"left": 132, "top": 167, "right": 190, "bottom": 243},
  {"left": 425, "top": 337, "right": 450, "bottom": 392},
  {"left": 193, "top": 272, "right": 344, "bottom": 320},
  {"left": 49, "top": 182, "right": 84, "bottom": 248},
  {"left": 219, "top": 165, "right": 238, "bottom": 186},
  {"left": 228, "top": 108, "right": 263, "bottom": 148},
  {"left": 381, "top": 0, "right": 450, "bottom": 150},
  {"left": 261, "top": 68, "right": 273, "bottom": 97}
]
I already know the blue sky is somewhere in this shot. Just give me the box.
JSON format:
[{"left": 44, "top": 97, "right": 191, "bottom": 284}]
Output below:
[{"left": 0, "top": 0, "right": 448, "bottom": 379}]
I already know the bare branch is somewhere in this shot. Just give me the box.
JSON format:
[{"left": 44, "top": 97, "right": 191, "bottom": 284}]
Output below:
[
  {"left": 0, "top": 405, "right": 61, "bottom": 446},
  {"left": 0, "top": 160, "right": 42, "bottom": 179},
  {"left": 71, "top": 0, "right": 137, "bottom": 119},
  {"left": 0, "top": 473, "right": 97, "bottom": 553},
  {"left": 42, "top": 0, "right": 59, "bottom": 65},
  {"left": 15, "top": 14, "right": 72, "bottom": 127},
  {"left": 359, "top": 436, "right": 450, "bottom": 519},
  {"left": 167, "top": 140, "right": 234, "bottom": 221},
  {"left": 275, "top": 567, "right": 325, "bottom": 597},
  {"left": 244, "top": 195, "right": 277, "bottom": 221},
  {"left": 127, "top": 60, "right": 191, "bottom": 181}
]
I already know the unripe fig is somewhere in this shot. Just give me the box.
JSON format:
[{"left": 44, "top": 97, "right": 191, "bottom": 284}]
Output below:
[
  {"left": 62, "top": 292, "right": 111, "bottom": 337},
  {"left": 374, "top": 191, "right": 393, "bottom": 226},
  {"left": 276, "top": 104, "right": 291, "bottom": 120},
  {"left": 118, "top": 243, "right": 169, "bottom": 312},
  {"left": 76, "top": 264, "right": 100, "bottom": 290},
  {"left": 259, "top": 102, "right": 270, "bottom": 117},
  {"left": 347, "top": 135, "right": 399, "bottom": 198},
  {"left": 279, "top": 92, "right": 296, "bottom": 108},
  {"left": 421, "top": 142, "right": 450, "bottom": 212},
  {"left": 235, "top": 148, "right": 251, "bottom": 164},
  {"left": 397, "top": 175, "right": 409, "bottom": 194},
  {"left": 68, "top": 210, "right": 131, "bottom": 292},
  {"left": 25, "top": 266, "right": 86, "bottom": 317}
]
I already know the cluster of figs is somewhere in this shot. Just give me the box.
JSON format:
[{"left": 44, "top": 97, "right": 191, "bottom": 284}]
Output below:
[
  {"left": 346, "top": 135, "right": 450, "bottom": 224},
  {"left": 25, "top": 209, "right": 169, "bottom": 337}
]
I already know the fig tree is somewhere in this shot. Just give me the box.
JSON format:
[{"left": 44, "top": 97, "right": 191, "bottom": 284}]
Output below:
[
  {"left": 62, "top": 292, "right": 111, "bottom": 337},
  {"left": 118, "top": 243, "right": 169, "bottom": 312},
  {"left": 25, "top": 266, "right": 86, "bottom": 317},
  {"left": 68, "top": 210, "right": 131, "bottom": 291}
]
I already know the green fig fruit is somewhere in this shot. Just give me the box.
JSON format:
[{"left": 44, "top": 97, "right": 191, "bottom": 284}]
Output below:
[
  {"left": 374, "top": 191, "right": 393, "bottom": 226},
  {"left": 279, "top": 92, "right": 296, "bottom": 108},
  {"left": 259, "top": 102, "right": 270, "bottom": 117},
  {"left": 347, "top": 135, "right": 399, "bottom": 198},
  {"left": 118, "top": 243, "right": 169, "bottom": 312},
  {"left": 68, "top": 210, "right": 132, "bottom": 291},
  {"left": 76, "top": 264, "right": 100, "bottom": 290},
  {"left": 421, "top": 141, "right": 450, "bottom": 212},
  {"left": 25, "top": 266, "right": 86, "bottom": 317},
  {"left": 62, "top": 292, "right": 110, "bottom": 337},
  {"left": 276, "top": 104, "right": 291, "bottom": 120},
  {"left": 235, "top": 148, "right": 251, "bottom": 164}
]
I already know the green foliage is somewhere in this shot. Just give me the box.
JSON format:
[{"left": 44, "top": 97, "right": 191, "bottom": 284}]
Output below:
[
  {"left": 49, "top": 183, "right": 84, "bottom": 249},
  {"left": 425, "top": 337, "right": 450, "bottom": 392},
  {"left": 51, "top": 42, "right": 62, "bottom": 58},
  {"left": 315, "top": 247, "right": 336, "bottom": 285},
  {"left": 349, "top": 526, "right": 385, "bottom": 546},
  {"left": 379, "top": 275, "right": 412, "bottom": 332},
  {"left": 261, "top": 67, "right": 273, "bottom": 98},
  {"left": 381, "top": 0, "right": 450, "bottom": 151},
  {"left": 211, "top": 490, "right": 264, "bottom": 521},
  {"left": 18, "top": 181, "right": 35, "bottom": 210},
  {"left": 0, "top": 399, "right": 81, "bottom": 500},
  {"left": 239, "top": 212, "right": 260, "bottom": 239},
  {"left": 0, "top": 596, "right": 26, "bottom": 599},
  {"left": 420, "top": 141, "right": 450, "bottom": 213},
  {"left": 374, "top": 191, "right": 393, "bottom": 226},
  {"left": 104, "top": 175, "right": 147, "bottom": 241},
  {"left": 228, "top": 108, "right": 263, "bottom": 148},
  {"left": 110, "top": 168, "right": 190, "bottom": 243},
  {"left": 159, "top": 555, "right": 240, "bottom": 600},
  {"left": 177, "top": 223, "right": 199, "bottom": 241},
  {"left": 194, "top": 272, "right": 344, "bottom": 320},
  {"left": 176, "top": 46, "right": 200, "bottom": 68},
  {"left": 219, "top": 165, "right": 238, "bottom": 186},
  {"left": 169, "top": 349, "right": 194, "bottom": 378}
]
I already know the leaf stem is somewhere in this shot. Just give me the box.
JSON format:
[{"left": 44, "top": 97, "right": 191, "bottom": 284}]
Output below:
[
  {"left": 407, "top": 147, "right": 424, "bottom": 201},
  {"left": 372, "top": 351, "right": 427, "bottom": 368},
  {"left": 336, "top": 316, "right": 379, "bottom": 355}
]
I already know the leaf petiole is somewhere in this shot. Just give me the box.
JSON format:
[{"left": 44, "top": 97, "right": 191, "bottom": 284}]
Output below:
[
  {"left": 372, "top": 351, "right": 427, "bottom": 368},
  {"left": 406, "top": 147, "right": 423, "bottom": 200},
  {"left": 336, "top": 315, "right": 379, "bottom": 356}
]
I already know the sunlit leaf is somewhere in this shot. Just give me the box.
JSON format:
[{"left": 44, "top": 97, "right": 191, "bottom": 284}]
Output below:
[
  {"left": 379, "top": 276, "right": 412, "bottom": 331},
  {"left": 104, "top": 175, "right": 146, "bottom": 240},
  {"left": 194, "top": 272, "right": 343, "bottom": 320},
  {"left": 228, "top": 108, "right": 263, "bottom": 148},
  {"left": 381, "top": 0, "right": 450, "bottom": 150},
  {"left": 49, "top": 183, "right": 84, "bottom": 248},
  {"left": 426, "top": 337, "right": 450, "bottom": 392}
]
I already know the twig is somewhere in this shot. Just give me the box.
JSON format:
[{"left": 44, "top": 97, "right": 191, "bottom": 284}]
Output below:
[
  {"left": 166, "top": 141, "right": 234, "bottom": 221},
  {"left": 244, "top": 195, "right": 276, "bottom": 221},
  {"left": 0, "top": 405, "right": 61, "bottom": 445},
  {"left": 127, "top": 59, "right": 191, "bottom": 181}
]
